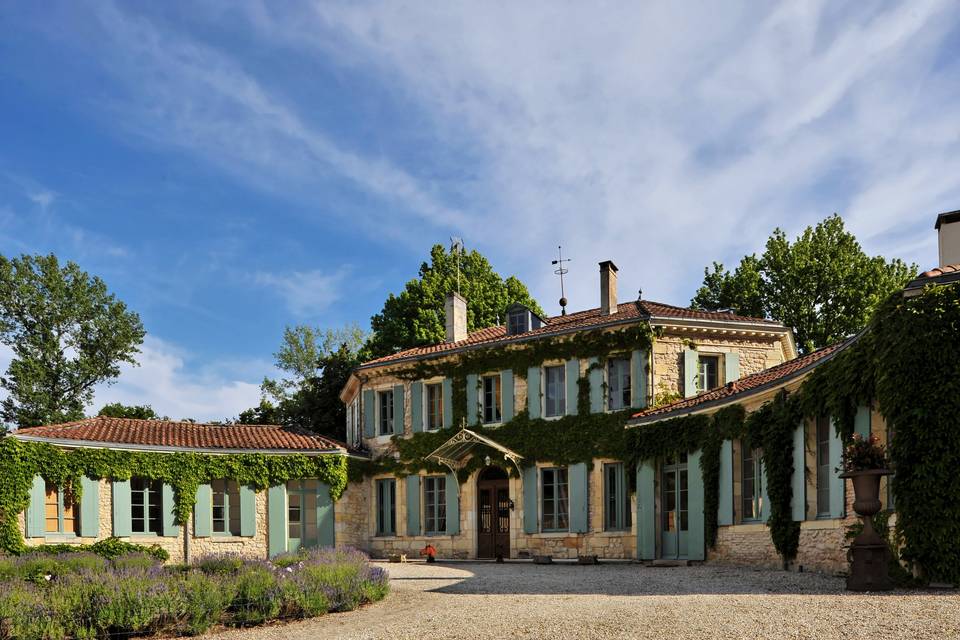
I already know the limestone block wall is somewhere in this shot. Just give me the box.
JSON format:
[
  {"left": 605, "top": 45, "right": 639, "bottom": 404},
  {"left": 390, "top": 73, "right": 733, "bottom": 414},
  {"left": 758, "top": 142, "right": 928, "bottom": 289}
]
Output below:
[{"left": 336, "top": 480, "right": 371, "bottom": 552}]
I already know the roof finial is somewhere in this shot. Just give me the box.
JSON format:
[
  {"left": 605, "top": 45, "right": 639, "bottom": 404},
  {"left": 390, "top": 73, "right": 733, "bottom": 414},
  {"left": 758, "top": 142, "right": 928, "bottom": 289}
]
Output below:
[{"left": 551, "top": 245, "right": 571, "bottom": 316}]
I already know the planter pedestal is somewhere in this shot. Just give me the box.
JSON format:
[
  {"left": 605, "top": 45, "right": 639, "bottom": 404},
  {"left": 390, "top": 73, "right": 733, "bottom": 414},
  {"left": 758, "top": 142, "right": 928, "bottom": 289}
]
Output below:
[{"left": 840, "top": 469, "right": 893, "bottom": 592}]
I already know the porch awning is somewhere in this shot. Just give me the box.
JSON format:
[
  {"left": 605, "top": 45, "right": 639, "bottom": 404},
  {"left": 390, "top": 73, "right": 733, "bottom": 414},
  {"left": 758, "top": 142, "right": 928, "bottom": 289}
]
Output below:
[{"left": 426, "top": 428, "right": 524, "bottom": 477}]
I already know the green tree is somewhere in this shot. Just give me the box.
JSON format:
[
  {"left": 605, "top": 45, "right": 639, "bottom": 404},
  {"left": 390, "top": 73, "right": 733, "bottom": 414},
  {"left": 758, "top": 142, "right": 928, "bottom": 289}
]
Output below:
[
  {"left": 691, "top": 215, "right": 917, "bottom": 353},
  {"left": 363, "top": 244, "right": 542, "bottom": 359},
  {"left": 97, "top": 402, "right": 164, "bottom": 420},
  {"left": 0, "top": 254, "right": 145, "bottom": 428}
]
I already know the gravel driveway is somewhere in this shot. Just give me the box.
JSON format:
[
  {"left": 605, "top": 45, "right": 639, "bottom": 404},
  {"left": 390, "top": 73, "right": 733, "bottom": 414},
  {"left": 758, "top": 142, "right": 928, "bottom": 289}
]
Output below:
[{"left": 208, "top": 561, "right": 960, "bottom": 640}]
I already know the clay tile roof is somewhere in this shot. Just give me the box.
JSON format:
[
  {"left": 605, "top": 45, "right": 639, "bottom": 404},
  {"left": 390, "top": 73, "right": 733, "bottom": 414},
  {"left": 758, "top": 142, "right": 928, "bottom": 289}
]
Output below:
[
  {"left": 358, "top": 300, "right": 784, "bottom": 369},
  {"left": 628, "top": 339, "right": 853, "bottom": 425},
  {"left": 11, "top": 416, "right": 349, "bottom": 454},
  {"left": 905, "top": 263, "right": 960, "bottom": 290}
]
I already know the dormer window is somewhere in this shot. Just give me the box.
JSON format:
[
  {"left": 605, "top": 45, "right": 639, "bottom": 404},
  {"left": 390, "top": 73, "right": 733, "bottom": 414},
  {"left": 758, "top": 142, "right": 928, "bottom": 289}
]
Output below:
[{"left": 505, "top": 304, "right": 544, "bottom": 336}]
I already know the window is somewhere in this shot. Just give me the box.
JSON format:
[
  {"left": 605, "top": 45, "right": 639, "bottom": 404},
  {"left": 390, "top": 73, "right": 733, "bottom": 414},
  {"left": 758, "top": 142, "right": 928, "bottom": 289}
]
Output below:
[
  {"left": 698, "top": 355, "right": 720, "bottom": 392},
  {"left": 130, "top": 477, "right": 163, "bottom": 534},
  {"left": 507, "top": 308, "right": 528, "bottom": 335},
  {"left": 603, "top": 463, "right": 631, "bottom": 531},
  {"left": 541, "top": 467, "right": 569, "bottom": 532},
  {"left": 44, "top": 483, "right": 79, "bottom": 535},
  {"left": 376, "top": 479, "right": 396, "bottom": 536},
  {"left": 378, "top": 390, "right": 394, "bottom": 436},
  {"left": 544, "top": 365, "right": 566, "bottom": 417},
  {"left": 425, "top": 383, "right": 444, "bottom": 430},
  {"left": 423, "top": 477, "right": 447, "bottom": 534},
  {"left": 482, "top": 375, "right": 502, "bottom": 424},
  {"left": 741, "top": 447, "right": 763, "bottom": 521},
  {"left": 211, "top": 479, "right": 242, "bottom": 536},
  {"left": 607, "top": 358, "right": 631, "bottom": 410},
  {"left": 816, "top": 415, "right": 831, "bottom": 516}
]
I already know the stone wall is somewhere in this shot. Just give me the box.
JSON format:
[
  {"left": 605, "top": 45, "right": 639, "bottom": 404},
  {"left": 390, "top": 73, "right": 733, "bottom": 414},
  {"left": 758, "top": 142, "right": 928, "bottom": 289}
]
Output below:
[{"left": 336, "top": 480, "right": 370, "bottom": 552}]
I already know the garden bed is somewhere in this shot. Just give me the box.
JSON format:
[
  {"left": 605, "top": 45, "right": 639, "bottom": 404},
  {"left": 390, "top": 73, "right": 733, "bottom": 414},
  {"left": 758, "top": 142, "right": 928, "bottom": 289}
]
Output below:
[{"left": 0, "top": 544, "right": 389, "bottom": 639}]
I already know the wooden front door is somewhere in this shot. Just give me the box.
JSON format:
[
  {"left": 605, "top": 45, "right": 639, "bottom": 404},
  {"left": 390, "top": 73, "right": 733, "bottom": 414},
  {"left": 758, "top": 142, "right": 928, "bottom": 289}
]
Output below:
[{"left": 477, "top": 467, "right": 510, "bottom": 559}]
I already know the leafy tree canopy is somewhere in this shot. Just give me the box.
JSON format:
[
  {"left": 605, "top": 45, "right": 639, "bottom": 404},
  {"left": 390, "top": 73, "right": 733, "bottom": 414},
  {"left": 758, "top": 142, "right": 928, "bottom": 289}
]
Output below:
[
  {"left": 362, "top": 244, "right": 542, "bottom": 360},
  {"left": 0, "top": 254, "right": 145, "bottom": 428},
  {"left": 97, "top": 403, "right": 165, "bottom": 420},
  {"left": 691, "top": 215, "right": 917, "bottom": 353}
]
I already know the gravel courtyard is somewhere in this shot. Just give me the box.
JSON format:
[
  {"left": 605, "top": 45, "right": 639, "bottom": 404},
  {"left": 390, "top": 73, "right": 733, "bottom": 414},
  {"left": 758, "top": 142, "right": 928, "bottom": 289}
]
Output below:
[{"left": 209, "top": 561, "right": 960, "bottom": 640}]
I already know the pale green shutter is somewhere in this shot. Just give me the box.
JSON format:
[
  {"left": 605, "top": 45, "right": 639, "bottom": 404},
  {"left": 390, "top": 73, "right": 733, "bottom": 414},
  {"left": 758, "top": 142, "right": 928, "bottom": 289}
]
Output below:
[
  {"left": 588, "top": 357, "right": 603, "bottom": 413},
  {"left": 393, "top": 384, "right": 405, "bottom": 434},
  {"left": 363, "top": 389, "right": 376, "bottom": 438},
  {"left": 855, "top": 406, "right": 871, "bottom": 439},
  {"left": 569, "top": 463, "right": 589, "bottom": 533},
  {"left": 636, "top": 462, "right": 656, "bottom": 560},
  {"left": 240, "top": 485, "right": 256, "bottom": 537},
  {"left": 527, "top": 367, "right": 542, "bottom": 419},
  {"left": 267, "top": 484, "right": 286, "bottom": 557},
  {"left": 687, "top": 450, "right": 705, "bottom": 561},
  {"left": 112, "top": 479, "right": 132, "bottom": 537},
  {"left": 26, "top": 475, "right": 46, "bottom": 538},
  {"left": 80, "top": 476, "right": 100, "bottom": 538},
  {"left": 522, "top": 466, "right": 538, "bottom": 534},
  {"left": 725, "top": 352, "right": 740, "bottom": 383},
  {"left": 829, "top": 417, "right": 845, "bottom": 518},
  {"left": 406, "top": 475, "right": 421, "bottom": 536},
  {"left": 683, "top": 349, "right": 698, "bottom": 398},
  {"left": 718, "top": 440, "right": 733, "bottom": 526},
  {"left": 500, "top": 370, "right": 514, "bottom": 422},
  {"left": 466, "top": 374, "right": 478, "bottom": 425},
  {"left": 162, "top": 483, "right": 180, "bottom": 537},
  {"left": 791, "top": 423, "right": 806, "bottom": 521},
  {"left": 411, "top": 381, "right": 424, "bottom": 433},
  {"left": 445, "top": 473, "right": 460, "bottom": 535},
  {"left": 194, "top": 483, "right": 212, "bottom": 537},
  {"left": 759, "top": 460, "right": 770, "bottom": 522},
  {"left": 318, "top": 482, "right": 335, "bottom": 547},
  {"left": 565, "top": 358, "right": 579, "bottom": 415},
  {"left": 631, "top": 350, "right": 647, "bottom": 408},
  {"left": 442, "top": 378, "right": 453, "bottom": 428}
]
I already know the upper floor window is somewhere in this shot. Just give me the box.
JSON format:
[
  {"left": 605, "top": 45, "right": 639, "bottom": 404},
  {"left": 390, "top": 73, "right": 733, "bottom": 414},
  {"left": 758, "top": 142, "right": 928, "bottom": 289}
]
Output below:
[
  {"left": 544, "top": 365, "right": 566, "bottom": 418},
  {"left": 211, "top": 479, "right": 241, "bottom": 536},
  {"left": 698, "top": 355, "right": 720, "bottom": 392},
  {"left": 507, "top": 308, "right": 528, "bottom": 335},
  {"left": 130, "top": 477, "right": 163, "bottom": 535},
  {"left": 816, "top": 416, "right": 831, "bottom": 516},
  {"left": 482, "top": 375, "right": 502, "bottom": 424},
  {"left": 378, "top": 389, "right": 394, "bottom": 436},
  {"left": 376, "top": 478, "right": 396, "bottom": 536},
  {"left": 741, "top": 447, "right": 763, "bottom": 521},
  {"left": 426, "top": 383, "right": 444, "bottom": 431},
  {"left": 541, "top": 467, "right": 569, "bottom": 532},
  {"left": 423, "top": 476, "right": 447, "bottom": 534},
  {"left": 44, "top": 483, "right": 79, "bottom": 535},
  {"left": 607, "top": 358, "right": 631, "bottom": 410}
]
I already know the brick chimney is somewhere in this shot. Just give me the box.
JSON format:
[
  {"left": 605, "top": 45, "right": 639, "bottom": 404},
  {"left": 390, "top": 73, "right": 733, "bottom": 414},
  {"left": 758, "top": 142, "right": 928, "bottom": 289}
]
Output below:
[
  {"left": 445, "top": 292, "right": 468, "bottom": 342},
  {"left": 599, "top": 260, "right": 618, "bottom": 315},
  {"left": 936, "top": 210, "right": 960, "bottom": 267}
]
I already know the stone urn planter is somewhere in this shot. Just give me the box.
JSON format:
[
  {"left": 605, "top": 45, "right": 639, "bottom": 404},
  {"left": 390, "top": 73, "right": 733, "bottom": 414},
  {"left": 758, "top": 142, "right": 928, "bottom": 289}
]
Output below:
[{"left": 840, "top": 468, "right": 893, "bottom": 591}]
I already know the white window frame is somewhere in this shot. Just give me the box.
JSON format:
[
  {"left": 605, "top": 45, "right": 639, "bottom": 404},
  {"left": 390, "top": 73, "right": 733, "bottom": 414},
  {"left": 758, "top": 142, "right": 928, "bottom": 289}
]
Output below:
[
  {"left": 377, "top": 388, "right": 395, "bottom": 437},
  {"left": 606, "top": 356, "right": 632, "bottom": 411},
  {"left": 423, "top": 380, "right": 445, "bottom": 431},
  {"left": 481, "top": 373, "right": 502, "bottom": 425},
  {"left": 697, "top": 354, "right": 721, "bottom": 392},
  {"left": 543, "top": 364, "right": 566, "bottom": 419},
  {"left": 211, "top": 479, "right": 242, "bottom": 536},
  {"left": 423, "top": 476, "right": 447, "bottom": 535}
]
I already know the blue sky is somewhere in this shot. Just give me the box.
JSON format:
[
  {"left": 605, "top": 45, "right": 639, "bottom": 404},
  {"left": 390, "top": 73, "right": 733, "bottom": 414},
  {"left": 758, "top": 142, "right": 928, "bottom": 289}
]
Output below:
[{"left": 1, "top": 1, "right": 959, "bottom": 420}]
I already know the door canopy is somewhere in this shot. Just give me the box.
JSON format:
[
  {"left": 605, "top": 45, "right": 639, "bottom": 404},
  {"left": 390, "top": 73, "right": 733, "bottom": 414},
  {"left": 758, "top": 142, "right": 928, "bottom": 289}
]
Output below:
[{"left": 426, "top": 429, "right": 524, "bottom": 483}]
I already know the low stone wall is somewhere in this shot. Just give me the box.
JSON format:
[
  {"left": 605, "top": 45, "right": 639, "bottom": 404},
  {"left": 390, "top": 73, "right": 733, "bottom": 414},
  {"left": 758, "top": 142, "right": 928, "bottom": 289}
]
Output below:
[{"left": 709, "top": 519, "right": 852, "bottom": 575}]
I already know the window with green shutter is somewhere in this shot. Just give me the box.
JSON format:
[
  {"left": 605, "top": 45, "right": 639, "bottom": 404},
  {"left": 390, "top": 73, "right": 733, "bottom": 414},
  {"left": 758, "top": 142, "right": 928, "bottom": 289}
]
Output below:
[
  {"left": 544, "top": 366, "right": 566, "bottom": 417},
  {"left": 378, "top": 390, "right": 395, "bottom": 435},
  {"left": 130, "top": 477, "right": 163, "bottom": 535},
  {"left": 816, "top": 415, "right": 831, "bottom": 517},
  {"left": 741, "top": 446, "right": 764, "bottom": 521},
  {"left": 425, "top": 382, "right": 443, "bottom": 431},
  {"left": 541, "top": 467, "right": 569, "bottom": 532},
  {"left": 603, "top": 463, "right": 631, "bottom": 531},
  {"left": 607, "top": 358, "right": 631, "bottom": 410},
  {"left": 423, "top": 476, "right": 447, "bottom": 534},
  {"left": 211, "top": 479, "right": 242, "bottom": 536},
  {"left": 43, "top": 482, "right": 80, "bottom": 536}
]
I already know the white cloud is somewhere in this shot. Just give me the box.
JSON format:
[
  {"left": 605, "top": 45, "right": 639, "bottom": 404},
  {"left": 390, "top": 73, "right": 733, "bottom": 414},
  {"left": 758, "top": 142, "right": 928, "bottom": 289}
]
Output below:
[
  {"left": 254, "top": 267, "right": 350, "bottom": 317},
  {"left": 28, "top": 189, "right": 56, "bottom": 212}
]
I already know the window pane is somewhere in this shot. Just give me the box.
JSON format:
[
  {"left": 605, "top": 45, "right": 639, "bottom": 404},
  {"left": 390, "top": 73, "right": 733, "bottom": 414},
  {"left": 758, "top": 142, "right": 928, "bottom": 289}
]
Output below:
[
  {"left": 379, "top": 390, "right": 394, "bottom": 435},
  {"left": 817, "top": 416, "right": 831, "bottom": 515},
  {"left": 556, "top": 470, "right": 569, "bottom": 530},
  {"left": 427, "top": 384, "right": 443, "bottom": 430},
  {"left": 228, "top": 482, "right": 241, "bottom": 535},
  {"left": 545, "top": 366, "right": 566, "bottom": 417},
  {"left": 608, "top": 359, "right": 631, "bottom": 410}
]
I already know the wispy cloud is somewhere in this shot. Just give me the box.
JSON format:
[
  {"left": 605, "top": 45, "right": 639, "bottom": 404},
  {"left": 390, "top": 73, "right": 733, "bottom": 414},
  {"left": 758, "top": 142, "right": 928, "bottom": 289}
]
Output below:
[{"left": 254, "top": 267, "right": 351, "bottom": 317}]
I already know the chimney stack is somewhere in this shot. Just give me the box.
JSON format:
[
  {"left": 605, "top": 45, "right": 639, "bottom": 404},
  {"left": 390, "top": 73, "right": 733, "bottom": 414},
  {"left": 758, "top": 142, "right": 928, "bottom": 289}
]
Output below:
[
  {"left": 599, "top": 260, "right": 618, "bottom": 315},
  {"left": 445, "top": 292, "right": 468, "bottom": 342},
  {"left": 936, "top": 210, "right": 960, "bottom": 267}
]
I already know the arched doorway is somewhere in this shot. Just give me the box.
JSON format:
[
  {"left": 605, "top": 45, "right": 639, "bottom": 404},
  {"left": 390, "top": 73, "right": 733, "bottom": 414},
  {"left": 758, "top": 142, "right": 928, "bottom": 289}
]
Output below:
[{"left": 477, "top": 466, "right": 510, "bottom": 559}]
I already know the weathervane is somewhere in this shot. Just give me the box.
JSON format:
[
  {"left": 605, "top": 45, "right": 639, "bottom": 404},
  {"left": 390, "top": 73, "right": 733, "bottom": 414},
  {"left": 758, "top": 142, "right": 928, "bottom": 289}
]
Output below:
[
  {"left": 551, "top": 245, "right": 571, "bottom": 315},
  {"left": 450, "top": 236, "right": 465, "bottom": 294}
]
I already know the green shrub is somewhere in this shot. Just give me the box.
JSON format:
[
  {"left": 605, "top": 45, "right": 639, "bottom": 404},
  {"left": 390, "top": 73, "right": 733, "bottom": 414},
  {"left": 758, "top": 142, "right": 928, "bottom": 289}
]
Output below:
[
  {"left": 178, "top": 572, "right": 234, "bottom": 636},
  {"left": 230, "top": 565, "right": 282, "bottom": 626},
  {"left": 195, "top": 554, "right": 246, "bottom": 575},
  {"left": 271, "top": 551, "right": 305, "bottom": 569},
  {"left": 91, "top": 571, "right": 178, "bottom": 636},
  {"left": 90, "top": 537, "right": 169, "bottom": 561},
  {"left": 15, "top": 554, "right": 63, "bottom": 584},
  {"left": 111, "top": 552, "right": 162, "bottom": 573}
]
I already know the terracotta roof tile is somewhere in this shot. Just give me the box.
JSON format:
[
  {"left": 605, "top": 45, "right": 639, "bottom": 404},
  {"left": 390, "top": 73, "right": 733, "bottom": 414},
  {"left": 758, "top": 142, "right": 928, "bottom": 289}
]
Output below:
[
  {"left": 905, "top": 263, "right": 960, "bottom": 290},
  {"left": 12, "top": 417, "right": 348, "bottom": 453}
]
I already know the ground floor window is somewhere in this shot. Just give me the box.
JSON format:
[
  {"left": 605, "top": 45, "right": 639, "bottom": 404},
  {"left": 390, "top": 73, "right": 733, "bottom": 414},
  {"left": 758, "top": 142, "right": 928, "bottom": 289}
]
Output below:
[
  {"left": 541, "top": 467, "right": 569, "bottom": 532},
  {"left": 44, "top": 482, "right": 79, "bottom": 535},
  {"left": 130, "top": 477, "right": 162, "bottom": 534},
  {"left": 741, "top": 447, "right": 763, "bottom": 521},
  {"left": 376, "top": 478, "right": 396, "bottom": 536},
  {"left": 423, "top": 476, "right": 447, "bottom": 534},
  {"left": 816, "top": 415, "right": 831, "bottom": 516},
  {"left": 211, "top": 479, "right": 242, "bottom": 536},
  {"left": 603, "top": 463, "right": 631, "bottom": 531}
]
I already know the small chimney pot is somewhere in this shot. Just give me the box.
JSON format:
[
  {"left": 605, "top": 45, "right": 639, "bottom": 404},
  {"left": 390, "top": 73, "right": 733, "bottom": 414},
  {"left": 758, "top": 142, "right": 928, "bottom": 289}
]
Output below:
[
  {"left": 445, "top": 292, "right": 468, "bottom": 343},
  {"left": 599, "top": 260, "right": 619, "bottom": 315},
  {"left": 936, "top": 210, "right": 960, "bottom": 267}
]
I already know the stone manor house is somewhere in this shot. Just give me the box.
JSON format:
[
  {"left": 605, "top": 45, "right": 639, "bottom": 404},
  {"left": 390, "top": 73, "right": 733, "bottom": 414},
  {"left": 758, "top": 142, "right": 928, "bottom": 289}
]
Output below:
[{"left": 11, "top": 211, "right": 960, "bottom": 573}]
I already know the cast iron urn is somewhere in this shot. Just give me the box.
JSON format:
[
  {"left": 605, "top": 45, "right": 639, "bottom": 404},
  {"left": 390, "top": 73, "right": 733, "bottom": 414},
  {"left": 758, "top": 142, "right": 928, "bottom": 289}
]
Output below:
[{"left": 839, "top": 468, "right": 893, "bottom": 591}]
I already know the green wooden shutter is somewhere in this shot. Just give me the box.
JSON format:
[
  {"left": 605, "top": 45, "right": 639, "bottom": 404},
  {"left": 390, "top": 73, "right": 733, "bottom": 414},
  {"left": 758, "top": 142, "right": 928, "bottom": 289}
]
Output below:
[
  {"left": 718, "top": 440, "right": 733, "bottom": 526},
  {"left": 588, "top": 357, "right": 603, "bottom": 413},
  {"left": 406, "top": 475, "right": 421, "bottom": 536},
  {"left": 854, "top": 405, "right": 871, "bottom": 439},
  {"left": 411, "top": 381, "right": 423, "bottom": 433},
  {"left": 393, "top": 384, "right": 405, "bottom": 434},
  {"left": 112, "top": 479, "right": 132, "bottom": 537},
  {"left": 759, "top": 460, "right": 770, "bottom": 523},
  {"left": 687, "top": 450, "right": 705, "bottom": 561},
  {"left": 162, "top": 483, "right": 180, "bottom": 537},
  {"left": 791, "top": 423, "right": 806, "bottom": 521},
  {"left": 194, "top": 483, "right": 212, "bottom": 537},
  {"left": 240, "top": 485, "right": 256, "bottom": 537},
  {"left": 631, "top": 349, "right": 647, "bottom": 408},
  {"left": 267, "top": 484, "right": 286, "bottom": 557},
  {"left": 466, "top": 374, "right": 478, "bottom": 425},
  {"left": 569, "top": 463, "right": 589, "bottom": 533},
  {"left": 725, "top": 352, "right": 740, "bottom": 383},
  {"left": 442, "top": 378, "right": 453, "bottom": 428},
  {"left": 683, "top": 349, "right": 698, "bottom": 398},
  {"left": 829, "top": 417, "right": 845, "bottom": 518},
  {"left": 565, "top": 358, "right": 579, "bottom": 416},
  {"left": 636, "top": 462, "right": 656, "bottom": 560},
  {"left": 363, "top": 389, "right": 376, "bottom": 438},
  {"left": 80, "top": 476, "right": 100, "bottom": 538},
  {"left": 26, "top": 475, "right": 46, "bottom": 538},
  {"left": 526, "top": 367, "right": 542, "bottom": 419},
  {"left": 500, "top": 370, "right": 514, "bottom": 422},
  {"left": 445, "top": 473, "right": 460, "bottom": 535},
  {"left": 318, "top": 482, "right": 335, "bottom": 547},
  {"left": 522, "top": 466, "right": 538, "bottom": 534}
]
